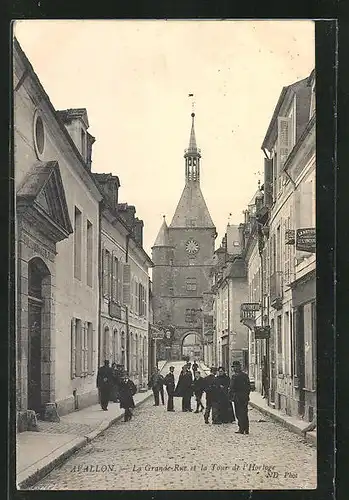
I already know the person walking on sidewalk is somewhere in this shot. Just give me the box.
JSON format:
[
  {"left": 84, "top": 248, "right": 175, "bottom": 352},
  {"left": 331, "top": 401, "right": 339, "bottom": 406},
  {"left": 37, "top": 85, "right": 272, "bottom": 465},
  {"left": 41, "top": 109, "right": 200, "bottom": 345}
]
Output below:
[
  {"left": 164, "top": 366, "right": 176, "bottom": 411},
  {"left": 119, "top": 372, "right": 137, "bottom": 422},
  {"left": 96, "top": 360, "right": 113, "bottom": 411},
  {"left": 193, "top": 370, "right": 205, "bottom": 413},
  {"left": 192, "top": 360, "right": 199, "bottom": 377},
  {"left": 203, "top": 366, "right": 217, "bottom": 423},
  {"left": 175, "top": 365, "right": 193, "bottom": 412},
  {"left": 148, "top": 367, "right": 165, "bottom": 406},
  {"left": 229, "top": 361, "right": 251, "bottom": 434}
]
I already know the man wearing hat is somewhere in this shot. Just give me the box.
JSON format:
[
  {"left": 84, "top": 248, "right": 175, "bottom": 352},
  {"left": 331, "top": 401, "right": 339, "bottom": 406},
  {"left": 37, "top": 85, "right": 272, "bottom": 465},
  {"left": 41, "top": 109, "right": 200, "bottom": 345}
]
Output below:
[{"left": 229, "top": 361, "right": 251, "bottom": 434}]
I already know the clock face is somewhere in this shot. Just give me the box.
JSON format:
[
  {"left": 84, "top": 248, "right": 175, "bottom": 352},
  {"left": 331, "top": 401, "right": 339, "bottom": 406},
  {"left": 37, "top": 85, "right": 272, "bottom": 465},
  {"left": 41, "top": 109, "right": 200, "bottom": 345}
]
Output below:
[{"left": 186, "top": 239, "right": 199, "bottom": 255}]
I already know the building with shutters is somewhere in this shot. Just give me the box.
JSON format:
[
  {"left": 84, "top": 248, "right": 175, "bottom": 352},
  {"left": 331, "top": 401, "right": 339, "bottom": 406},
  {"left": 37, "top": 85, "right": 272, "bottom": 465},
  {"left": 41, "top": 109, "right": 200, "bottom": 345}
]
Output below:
[
  {"left": 210, "top": 226, "right": 249, "bottom": 375},
  {"left": 14, "top": 38, "right": 102, "bottom": 427},
  {"left": 241, "top": 70, "right": 316, "bottom": 422},
  {"left": 94, "top": 176, "right": 153, "bottom": 390},
  {"left": 151, "top": 113, "right": 217, "bottom": 361}
]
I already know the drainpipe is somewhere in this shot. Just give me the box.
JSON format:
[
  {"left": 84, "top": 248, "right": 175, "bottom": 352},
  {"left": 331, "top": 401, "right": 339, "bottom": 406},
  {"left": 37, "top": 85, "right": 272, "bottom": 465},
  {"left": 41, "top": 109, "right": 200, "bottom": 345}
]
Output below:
[
  {"left": 125, "top": 234, "right": 130, "bottom": 374},
  {"left": 227, "top": 279, "right": 230, "bottom": 376},
  {"left": 97, "top": 202, "right": 102, "bottom": 368}
]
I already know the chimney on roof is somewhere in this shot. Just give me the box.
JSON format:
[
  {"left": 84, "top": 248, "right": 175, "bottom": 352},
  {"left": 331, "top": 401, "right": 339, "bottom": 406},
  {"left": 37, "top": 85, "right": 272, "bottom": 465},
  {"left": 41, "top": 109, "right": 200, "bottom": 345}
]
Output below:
[
  {"left": 94, "top": 173, "right": 120, "bottom": 209},
  {"left": 134, "top": 218, "right": 144, "bottom": 246},
  {"left": 57, "top": 108, "right": 92, "bottom": 166},
  {"left": 118, "top": 204, "right": 136, "bottom": 230}
]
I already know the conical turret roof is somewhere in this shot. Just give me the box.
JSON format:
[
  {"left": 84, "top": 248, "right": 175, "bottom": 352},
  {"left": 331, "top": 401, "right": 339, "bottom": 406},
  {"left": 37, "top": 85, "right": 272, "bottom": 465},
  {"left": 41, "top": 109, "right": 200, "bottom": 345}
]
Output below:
[{"left": 153, "top": 216, "right": 172, "bottom": 247}]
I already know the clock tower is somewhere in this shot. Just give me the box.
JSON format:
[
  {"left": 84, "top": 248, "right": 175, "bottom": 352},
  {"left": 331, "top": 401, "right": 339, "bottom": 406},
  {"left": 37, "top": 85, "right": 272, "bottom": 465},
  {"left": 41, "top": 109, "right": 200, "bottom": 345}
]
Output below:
[{"left": 152, "top": 112, "right": 216, "bottom": 360}]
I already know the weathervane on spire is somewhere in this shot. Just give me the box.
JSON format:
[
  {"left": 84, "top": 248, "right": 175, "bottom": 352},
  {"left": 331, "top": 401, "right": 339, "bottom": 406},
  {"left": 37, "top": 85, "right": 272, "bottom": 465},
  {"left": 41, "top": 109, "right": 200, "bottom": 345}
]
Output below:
[
  {"left": 188, "top": 93, "right": 195, "bottom": 114},
  {"left": 228, "top": 212, "right": 232, "bottom": 226}
]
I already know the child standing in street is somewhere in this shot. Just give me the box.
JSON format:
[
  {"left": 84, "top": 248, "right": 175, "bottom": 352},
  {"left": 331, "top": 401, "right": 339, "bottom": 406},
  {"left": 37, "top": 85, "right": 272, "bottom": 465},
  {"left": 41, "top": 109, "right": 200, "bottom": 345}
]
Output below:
[
  {"left": 118, "top": 373, "right": 137, "bottom": 422},
  {"left": 193, "top": 370, "right": 205, "bottom": 413}
]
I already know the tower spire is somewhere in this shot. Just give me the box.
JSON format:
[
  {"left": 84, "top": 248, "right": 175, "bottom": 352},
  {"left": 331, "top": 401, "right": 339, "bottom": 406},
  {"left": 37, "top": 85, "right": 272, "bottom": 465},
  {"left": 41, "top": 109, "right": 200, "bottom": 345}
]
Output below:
[
  {"left": 184, "top": 110, "right": 201, "bottom": 184},
  {"left": 188, "top": 112, "right": 198, "bottom": 153}
]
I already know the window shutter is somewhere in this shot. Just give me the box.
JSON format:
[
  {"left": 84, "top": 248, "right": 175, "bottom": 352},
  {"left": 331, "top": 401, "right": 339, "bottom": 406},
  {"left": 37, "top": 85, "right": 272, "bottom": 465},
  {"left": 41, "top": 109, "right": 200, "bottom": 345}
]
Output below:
[
  {"left": 111, "top": 252, "right": 117, "bottom": 302},
  {"left": 277, "top": 116, "right": 292, "bottom": 189},
  {"left": 75, "top": 319, "right": 82, "bottom": 377},
  {"left": 102, "top": 248, "right": 107, "bottom": 297},
  {"left": 82, "top": 322, "right": 88, "bottom": 376},
  {"left": 118, "top": 261, "right": 123, "bottom": 304},
  {"left": 92, "top": 328, "right": 96, "bottom": 374},
  {"left": 123, "top": 264, "right": 131, "bottom": 306},
  {"left": 71, "top": 318, "right": 76, "bottom": 379},
  {"left": 136, "top": 282, "right": 140, "bottom": 315},
  {"left": 283, "top": 220, "right": 289, "bottom": 284},
  {"left": 87, "top": 323, "right": 92, "bottom": 375},
  {"left": 264, "top": 157, "right": 273, "bottom": 207}
]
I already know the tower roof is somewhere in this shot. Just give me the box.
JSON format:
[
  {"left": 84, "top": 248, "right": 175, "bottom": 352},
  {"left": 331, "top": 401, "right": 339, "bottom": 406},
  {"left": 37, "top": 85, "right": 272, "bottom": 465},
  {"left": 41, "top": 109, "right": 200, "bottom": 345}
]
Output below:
[
  {"left": 153, "top": 216, "right": 172, "bottom": 247},
  {"left": 169, "top": 182, "right": 215, "bottom": 229},
  {"left": 188, "top": 112, "right": 198, "bottom": 153}
]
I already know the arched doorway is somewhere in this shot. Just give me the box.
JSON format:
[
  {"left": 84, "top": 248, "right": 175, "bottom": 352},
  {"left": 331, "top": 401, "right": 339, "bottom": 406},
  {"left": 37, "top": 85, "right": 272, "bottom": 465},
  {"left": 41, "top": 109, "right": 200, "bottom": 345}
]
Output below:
[
  {"left": 27, "top": 257, "right": 51, "bottom": 413},
  {"left": 181, "top": 332, "right": 203, "bottom": 360}
]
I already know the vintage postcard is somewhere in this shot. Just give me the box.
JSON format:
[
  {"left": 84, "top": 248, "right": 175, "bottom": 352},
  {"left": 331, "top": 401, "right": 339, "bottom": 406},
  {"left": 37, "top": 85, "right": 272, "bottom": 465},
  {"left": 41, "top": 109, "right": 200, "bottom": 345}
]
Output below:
[{"left": 13, "top": 19, "right": 317, "bottom": 490}]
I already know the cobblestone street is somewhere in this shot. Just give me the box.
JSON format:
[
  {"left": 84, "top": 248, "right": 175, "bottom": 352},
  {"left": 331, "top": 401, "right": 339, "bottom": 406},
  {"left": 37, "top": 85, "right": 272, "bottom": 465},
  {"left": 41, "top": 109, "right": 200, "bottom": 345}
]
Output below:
[{"left": 31, "top": 364, "right": 316, "bottom": 490}]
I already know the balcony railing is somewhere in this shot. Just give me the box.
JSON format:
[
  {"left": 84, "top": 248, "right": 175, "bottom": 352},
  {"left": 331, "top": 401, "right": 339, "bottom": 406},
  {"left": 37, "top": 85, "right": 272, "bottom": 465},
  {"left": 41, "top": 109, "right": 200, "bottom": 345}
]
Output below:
[{"left": 270, "top": 271, "right": 283, "bottom": 310}]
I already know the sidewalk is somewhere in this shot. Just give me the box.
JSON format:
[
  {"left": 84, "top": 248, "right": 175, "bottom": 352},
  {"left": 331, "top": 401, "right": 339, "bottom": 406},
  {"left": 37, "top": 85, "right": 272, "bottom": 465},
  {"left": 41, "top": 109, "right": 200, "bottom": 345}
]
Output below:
[
  {"left": 248, "top": 391, "right": 317, "bottom": 447},
  {"left": 16, "top": 361, "right": 169, "bottom": 490},
  {"left": 199, "top": 361, "right": 316, "bottom": 447}
]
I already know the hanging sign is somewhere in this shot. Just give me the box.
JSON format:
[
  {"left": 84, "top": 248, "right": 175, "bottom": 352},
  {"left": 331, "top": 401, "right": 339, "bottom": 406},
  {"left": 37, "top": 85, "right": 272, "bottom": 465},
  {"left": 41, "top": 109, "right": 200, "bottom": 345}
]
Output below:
[
  {"left": 240, "top": 303, "right": 261, "bottom": 320},
  {"left": 296, "top": 228, "right": 316, "bottom": 253},
  {"left": 254, "top": 326, "right": 271, "bottom": 339}
]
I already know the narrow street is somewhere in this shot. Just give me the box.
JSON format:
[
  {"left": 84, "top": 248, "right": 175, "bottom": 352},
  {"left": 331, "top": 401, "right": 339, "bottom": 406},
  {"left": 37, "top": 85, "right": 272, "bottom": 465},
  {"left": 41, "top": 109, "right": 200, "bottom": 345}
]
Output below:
[{"left": 31, "top": 362, "right": 316, "bottom": 490}]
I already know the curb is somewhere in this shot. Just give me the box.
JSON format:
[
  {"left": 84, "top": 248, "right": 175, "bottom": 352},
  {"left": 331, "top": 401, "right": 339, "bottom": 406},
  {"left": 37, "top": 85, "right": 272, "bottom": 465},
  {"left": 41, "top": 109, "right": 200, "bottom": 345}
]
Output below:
[
  {"left": 248, "top": 401, "right": 317, "bottom": 447},
  {"left": 18, "top": 391, "right": 154, "bottom": 490},
  {"left": 17, "top": 436, "right": 88, "bottom": 490}
]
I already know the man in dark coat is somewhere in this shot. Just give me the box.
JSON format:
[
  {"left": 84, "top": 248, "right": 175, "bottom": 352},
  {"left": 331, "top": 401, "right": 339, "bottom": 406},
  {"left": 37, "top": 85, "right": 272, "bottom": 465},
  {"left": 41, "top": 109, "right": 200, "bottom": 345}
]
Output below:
[
  {"left": 229, "top": 361, "right": 251, "bottom": 434},
  {"left": 164, "top": 366, "right": 175, "bottom": 411},
  {"left": 148, "top": 367, "right": 165, "bottom": 406},
  {"left": 175, "top": 365, "right": 193, "bottom": 411},
  {"left": 203, "top": 366, "right": 218, "bottom": 424},
  {"left": 214, "top": 366, "right": 235, "bottom": 423},
  {"left": 96, "top": 360, "right": 113, "bottom": 411},
  {"left": 119, "top": 373, "right": 137, "bottom": 422}
]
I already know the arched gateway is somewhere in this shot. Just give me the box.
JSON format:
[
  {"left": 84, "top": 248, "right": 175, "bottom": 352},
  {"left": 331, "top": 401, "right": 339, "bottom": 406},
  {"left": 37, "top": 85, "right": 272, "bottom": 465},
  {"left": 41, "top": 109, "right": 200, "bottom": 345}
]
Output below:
[{"left": 181, "top": 331, "right": 203, "bottom": 360}]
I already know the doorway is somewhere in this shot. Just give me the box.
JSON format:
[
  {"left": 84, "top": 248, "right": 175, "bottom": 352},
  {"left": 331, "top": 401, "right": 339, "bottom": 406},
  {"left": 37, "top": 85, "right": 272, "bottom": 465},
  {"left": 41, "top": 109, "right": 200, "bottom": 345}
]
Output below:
[{"left": 27, "top": 258, "right": 50, "bottom": 413}]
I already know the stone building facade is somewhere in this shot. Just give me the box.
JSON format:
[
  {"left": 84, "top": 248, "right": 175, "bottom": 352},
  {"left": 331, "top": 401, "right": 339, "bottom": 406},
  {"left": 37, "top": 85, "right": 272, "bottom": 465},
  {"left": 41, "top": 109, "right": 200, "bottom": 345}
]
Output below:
[
  {"left": 14, "top": 38, "right": 102, "bottom": 426},
  {"left": 210, "top": 226, "right": 249, "bottom": 375},
  {"left": 95, "top": 173, "right": 153, "bottom": 390},
  {"left": 241, "top": 70, "right": 316, "bottom": 422},
  {"left": 151, "top": 113, "right": 216, "bottom": 360}
]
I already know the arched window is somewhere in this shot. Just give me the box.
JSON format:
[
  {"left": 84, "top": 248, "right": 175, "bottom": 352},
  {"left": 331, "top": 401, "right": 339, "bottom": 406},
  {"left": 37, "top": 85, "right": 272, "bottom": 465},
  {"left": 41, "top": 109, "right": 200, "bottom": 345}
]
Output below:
[
  {"left": 121, "top": 331, "right": 125, "bottom": 367},
  {"left": 112, "top": 329, "right": 118, "bottom": 363},
  {"left": 103, "top": 326, "right": 110, "bottom": 362},
  {"left": 135, "top": 333, "right": 139, "bottom": 374}
]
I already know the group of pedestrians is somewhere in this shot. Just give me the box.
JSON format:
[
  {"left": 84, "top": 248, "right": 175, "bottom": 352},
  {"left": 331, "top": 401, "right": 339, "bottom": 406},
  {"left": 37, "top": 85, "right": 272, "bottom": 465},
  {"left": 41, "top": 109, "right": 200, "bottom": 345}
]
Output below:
[
  {"left": 97, "top": 358, "right": 251, "bottom": 433},
  {"left": 148, "top": 360, "right": 251, "bottom": 435}
]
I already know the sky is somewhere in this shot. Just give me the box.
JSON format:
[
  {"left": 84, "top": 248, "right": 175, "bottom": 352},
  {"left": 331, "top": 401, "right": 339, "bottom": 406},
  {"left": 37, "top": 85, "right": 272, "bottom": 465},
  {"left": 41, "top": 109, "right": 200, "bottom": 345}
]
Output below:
[{"left": 14, "top": 20, "right": 315, "bottom": 257}]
